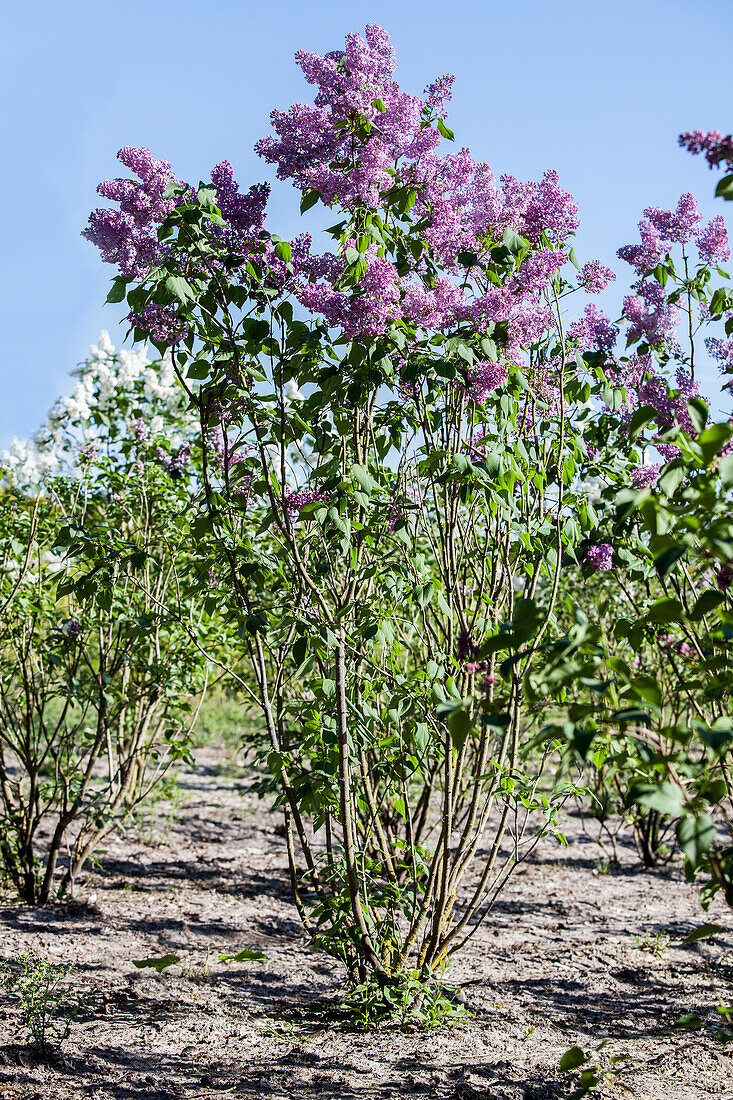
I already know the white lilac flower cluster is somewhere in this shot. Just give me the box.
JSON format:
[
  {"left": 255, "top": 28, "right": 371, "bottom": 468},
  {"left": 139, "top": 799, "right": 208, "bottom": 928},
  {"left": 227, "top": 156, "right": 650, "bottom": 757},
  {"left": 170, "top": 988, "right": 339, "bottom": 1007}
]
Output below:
[{"left": 1, "top": 332, "right": 193, "bottom": 489}]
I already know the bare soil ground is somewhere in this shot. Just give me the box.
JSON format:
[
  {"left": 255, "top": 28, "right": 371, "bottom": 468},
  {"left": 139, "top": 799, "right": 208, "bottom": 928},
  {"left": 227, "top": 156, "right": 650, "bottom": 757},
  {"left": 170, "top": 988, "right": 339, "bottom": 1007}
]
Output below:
[{"left": 1, "top": 747, "right": 732, "bottom": 1100}]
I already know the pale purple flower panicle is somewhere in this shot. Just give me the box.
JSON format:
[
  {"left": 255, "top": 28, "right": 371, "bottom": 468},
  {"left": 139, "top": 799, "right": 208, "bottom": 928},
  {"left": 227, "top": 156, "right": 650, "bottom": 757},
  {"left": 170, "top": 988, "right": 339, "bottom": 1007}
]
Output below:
[
  {"left": 83, "top": 147, "right": 183, "bottom": 277},
  {"left": 580, "top": 260, "right": 615, "bottom": 294},
  {"left": 707, "top": 335, "right": 733, "bottom": 371},
  {"left": 128, "top": 304, "right": 187, "bottom": 345},
  {"left": 132, "top": 417, "right": 150, "bottom": 442},
  {"left": 586, "top": 543, "right": 613, "bottom": 572},
  {"left": 464, "top": 361, "right": 508, "bottom": 403},
  {"left": 679, "top": 130, "right": 733, "bottom": 171},
  {"left": 631, "top": 464, "right": 660, "bottom": 489},
  {"left": 623, "top": 281, "right": 680, "bottom": 347},
  {"left": 644, "top": 193, "right": 702, "bottom": 244},
  {"left": 568, "top": 304, "right": 618, "bottom": 354},
  {"left": 283, "top": 486, "right": 332, "bottom": 522},
  {"left": 424, "top": 74, "right": 454, "bottom": 118},
  {"left": 157, "top": 441, "right": 192, "bottom": 477},
  {"left": 696, "top": 215, "right": 730, "bottom": 265},
  {"left": 256, "top": 24, "right": 439, "bottom": 209},
  {"left": 60, "top": 617, "right": 82, "bottom": 641},
  {"left": 210, "top": 161, "right": 269, "bottom": 236}
]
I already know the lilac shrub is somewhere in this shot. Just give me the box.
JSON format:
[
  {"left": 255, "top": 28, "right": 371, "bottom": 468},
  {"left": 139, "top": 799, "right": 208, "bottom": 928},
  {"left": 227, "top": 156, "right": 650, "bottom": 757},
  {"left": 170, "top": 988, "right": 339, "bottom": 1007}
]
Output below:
[
  {"left": 0, "top": 337, "right": 225, "bottom": 904},
  {"left": 81, "top": 24, "right": 733, "bottom": 1013}
]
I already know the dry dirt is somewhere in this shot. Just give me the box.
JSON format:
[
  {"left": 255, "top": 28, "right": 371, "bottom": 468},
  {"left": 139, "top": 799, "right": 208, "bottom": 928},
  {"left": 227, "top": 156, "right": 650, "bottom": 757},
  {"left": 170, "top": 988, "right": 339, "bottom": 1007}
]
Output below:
[{"left": 1, "top": 747, "right": 732, "bottom": 1100}]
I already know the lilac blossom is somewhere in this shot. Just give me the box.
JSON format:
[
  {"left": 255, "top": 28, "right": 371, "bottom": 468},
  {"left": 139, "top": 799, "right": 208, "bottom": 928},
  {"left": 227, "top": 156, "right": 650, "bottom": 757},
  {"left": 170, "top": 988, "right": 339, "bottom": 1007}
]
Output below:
[
  {"left": 586, "top": 543, "right": 613, "bottom": 572},
  {"left": 696, "top": 215, "right": 730, "bottom": 265},
  {"left": 463, "top": 361, "right": 508, "bottom": 403},
  {"left": 210, "top": 161, "right": 269, "bottom": 236},
  {"left": 630, "top": 464, "right": 660, "bottom": 489},
  {"left": 296, "top": 244, "right": 402, "bottom": 337},
  {"left": 623, "top": 281, "right": 680, "bottom": 347},
  {"left": 707, "top": 334, "right": 733, "bottom": 372},
  {"left": 716, "top": 562, "right": 733, "bottom": 591},
  {"left": 256, "top": 25, "right": 440, "bottom": 209},
  {"left": 568, "top": 304, "right": 618, "bottom": 354},
  {"left": 83, "top": 147, "right": 183, "bottom": 278},
  {"left": 283, "top": 486, "right": 332, "bottom": 522},
  {"left": 132, "top": 417, "right": 150, "bottom": 443},
  {"left": 579, "top": 260, "right": 615, "bottom": 294},
  {"left": 644, "top": 193, "right": 701, "bottom": 244},
  {"left": 129, "top": 304, "right": 187, "bottom": 345},
  {"left": 679, "top": 130, "right": 733, "bottom": 171},
  {"left": 60, "top": 618, "right": 82, "bottom": 641},
  {"left": 157, "top": 441, "right": 192, "bottom": 477}
]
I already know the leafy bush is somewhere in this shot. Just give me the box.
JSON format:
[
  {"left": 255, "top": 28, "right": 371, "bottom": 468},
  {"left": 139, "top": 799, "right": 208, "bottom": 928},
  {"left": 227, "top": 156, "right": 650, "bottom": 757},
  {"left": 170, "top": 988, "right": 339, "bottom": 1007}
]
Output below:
[{"left": 0, "top": 337, "right": 229, "bottom": 903}]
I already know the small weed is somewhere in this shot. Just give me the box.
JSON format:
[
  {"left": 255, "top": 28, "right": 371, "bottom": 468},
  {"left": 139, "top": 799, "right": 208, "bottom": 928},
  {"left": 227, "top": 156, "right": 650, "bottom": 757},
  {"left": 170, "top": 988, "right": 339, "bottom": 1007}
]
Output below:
[
  {"left": 635, "top": 930, "right": 671, "bottom": 957},
  {"left": 1, "top": 951, "right": 82, "bottom": 1054}
]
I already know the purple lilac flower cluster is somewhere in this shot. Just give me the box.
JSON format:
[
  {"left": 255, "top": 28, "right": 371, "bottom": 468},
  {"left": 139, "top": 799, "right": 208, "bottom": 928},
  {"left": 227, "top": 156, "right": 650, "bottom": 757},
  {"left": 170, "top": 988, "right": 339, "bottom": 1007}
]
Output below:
[
  {"left": 586, "top": 543, "right": 613, "bottom": 572},
  {"left": 83, "top": 147, "right": 183, "bottom": 278},
  {"left": 85, "top": 25, "right": 586, "bottom": 360},
  {"left": 283, "top": 487, "right": 332, "bottom": 522},
  {"left": 255, "top": 25, "right": 578, "bottom": 348},
  {"left": 620, "top": 363, "right": 700, "bottom": 461},
  {"left": 630, "top": 464, "right": 660, "bottom": 489},
  {"left": 60, "top": 618, "right": 82, "bottom": 641},
  {"left": 579, "top": 260, "right": 615, "bottom": 294},
  {"left": 618, "top": 193, "right": 730, "bottom": 349},
  {"left": 132, "top": 417, "right": 150, "bottom": 442},
  {"left": 567, "top": 304, "right": 618, "bottom": 354},
  {"left": 256, "top": 25, "right": 441, "bottom": 209},
  {"left": 463, "top": 361, "right": 508, "bottom": 403},
  {"left": 157, "top": 441, "right": 192, "bottom": 477},
  {"left": 679, "top": 130, "right": 733, "bottom": 171},
  {"left": 716, "top": 562, "right": 733, "bottom": 591},
  {"left": 210, "top": 161, "right": 270, "bottom": 237},
  {"left": 129, "top": 304, "right": 188, "bottom": 345}
]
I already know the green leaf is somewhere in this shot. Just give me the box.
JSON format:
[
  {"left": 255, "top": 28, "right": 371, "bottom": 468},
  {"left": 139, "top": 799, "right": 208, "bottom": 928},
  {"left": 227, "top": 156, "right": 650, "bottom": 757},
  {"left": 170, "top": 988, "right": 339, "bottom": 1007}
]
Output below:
[
  {"left": 698, "top": 421, "right": 733, "bottom": 465},
  {"left": 690, "top": 589, "right": 725, "bottom": 621},
  {"left": 677, "top": 813, "right": 716, "bottom": 863},
  {"left": 631, "top": 781, "right": 684, "bottom": 817},
  {"left": 647, "top": 597, "right": 683, "bottom": 624},
  {"left": 292, "top": 636, "right": 308, "bottom": 668},
  {"left": 219, "top": 948, "right": 268, "bottom": 963},
  {"left": 274, "top": 241, "right": 292, "bottom": 264},
  {"left": 559, "top": 1046, "right": 586, "bottom": 1073},
  {"left": 351, "top": 464, "right": 378, "bottom": 495},
  {"left": 437, "top": 118, "right": 455, "bottom": 141},
  {"left": 687, "top": 397, "right": 708, "bottom": 434},
  {"left": 165, "top": 276, "right": 194, "bottom": 304},
  {"left": 106, "top": 277, "right": 127, "bottom": 304},
  {"left": 437, "top": 700, "right": 472, "bottom": 751},
  {"left": 658, "top": 458, "right": 686, "bottom": 496},
  {"left": 300, "top": 189, "right": 320, "bottom": 213},
  {"left": 502, "top": 228, "right": 526, "bottom": 254},
  {"left": 715, "top": 173, "right": 733, "bottom": 200},
  {"left": 671, "top": 1014, "right": 704, "bottom": 1029},
  {"left": 653, "top": 547, "right": 685, "bottom": 579},
  {"left": 133, "top": 954, "right": 181, "bottom": 973},
  {"left": 680, "top": 923, "right": 725, "bottom": 946},
  {"left": 627, "top": 405, "right": 659, "bottom": 441},
  {"left": 695, "top": 718, "right": 733, "bottom": 753},
  {"left": 630, "top": 675, "right": 662, "bottom": 709}
]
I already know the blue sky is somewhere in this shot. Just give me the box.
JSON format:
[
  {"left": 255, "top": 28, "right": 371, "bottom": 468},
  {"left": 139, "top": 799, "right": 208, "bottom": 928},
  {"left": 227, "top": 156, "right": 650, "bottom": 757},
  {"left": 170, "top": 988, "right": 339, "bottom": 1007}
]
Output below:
[{"left": 2, "top": 0, "right": 731, "bottom": 446}]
